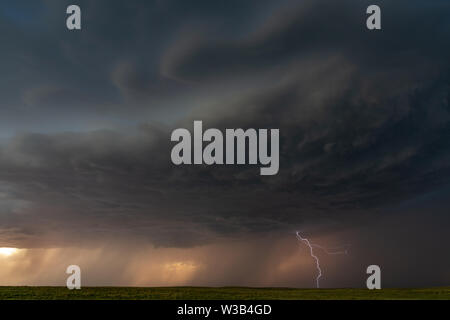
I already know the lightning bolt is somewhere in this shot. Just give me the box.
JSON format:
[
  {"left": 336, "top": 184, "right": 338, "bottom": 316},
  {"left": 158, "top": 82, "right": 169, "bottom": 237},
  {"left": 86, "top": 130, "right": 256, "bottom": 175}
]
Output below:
[{"left": 295, "top": 231, "right": 349, "bottom": 288}]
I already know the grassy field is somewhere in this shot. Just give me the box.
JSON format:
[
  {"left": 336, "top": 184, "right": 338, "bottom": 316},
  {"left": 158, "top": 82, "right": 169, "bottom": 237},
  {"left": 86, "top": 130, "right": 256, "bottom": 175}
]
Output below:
[{"left": 0, "top": 286, "right": 449, "bottom": 300}]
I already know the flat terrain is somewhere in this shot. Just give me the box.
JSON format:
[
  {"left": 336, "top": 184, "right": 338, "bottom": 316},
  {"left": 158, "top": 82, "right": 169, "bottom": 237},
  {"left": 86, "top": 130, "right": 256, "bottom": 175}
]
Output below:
[{"left": 0, "top": 286, "right": 449, "bottom": 300}]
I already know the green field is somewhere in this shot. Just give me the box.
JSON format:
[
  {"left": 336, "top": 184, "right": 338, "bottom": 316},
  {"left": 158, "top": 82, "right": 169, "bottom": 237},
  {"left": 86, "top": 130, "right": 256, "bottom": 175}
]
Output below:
[{"left": 0, "top": 286, "right": 449, "bottom": 300}]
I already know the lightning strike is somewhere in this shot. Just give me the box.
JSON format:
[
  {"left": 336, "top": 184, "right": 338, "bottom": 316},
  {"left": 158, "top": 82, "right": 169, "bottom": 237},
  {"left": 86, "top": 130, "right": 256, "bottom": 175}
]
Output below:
[{"left": 295, "top": 231, "right": 348, "bottom": 288}]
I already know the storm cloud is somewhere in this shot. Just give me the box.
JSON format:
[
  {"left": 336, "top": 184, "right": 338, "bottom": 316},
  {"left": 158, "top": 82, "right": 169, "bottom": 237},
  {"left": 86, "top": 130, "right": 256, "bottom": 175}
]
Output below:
[{"left": 0, "top": 0, "right": 449, "bottom": 287}]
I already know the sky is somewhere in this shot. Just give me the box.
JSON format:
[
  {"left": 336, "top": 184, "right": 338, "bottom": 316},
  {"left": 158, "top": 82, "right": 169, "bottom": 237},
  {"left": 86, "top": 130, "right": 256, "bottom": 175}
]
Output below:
[{"left": 0, "top": 0, "right": 450, "bottom": 288}]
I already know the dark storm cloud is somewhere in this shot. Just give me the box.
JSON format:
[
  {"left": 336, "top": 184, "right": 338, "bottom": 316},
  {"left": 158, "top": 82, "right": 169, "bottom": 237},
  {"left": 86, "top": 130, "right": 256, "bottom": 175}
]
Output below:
[
  {"left": 0, "top": 0, "right": 283, "bottom": 132},
  {"left": 163, "top": 0, "right": 450, "bottom": 82},
  {"left": 1, "top": 69, "right": 450, "bottom": 249},
  {"left": 0, "top": 0, "right": 449, "bottom": 261}
]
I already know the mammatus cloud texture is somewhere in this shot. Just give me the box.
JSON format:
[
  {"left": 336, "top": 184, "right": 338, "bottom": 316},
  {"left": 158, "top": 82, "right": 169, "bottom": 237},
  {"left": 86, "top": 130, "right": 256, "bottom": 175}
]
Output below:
[{"left": 0, "top": 0, "right": 449, "bottom": 287}]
